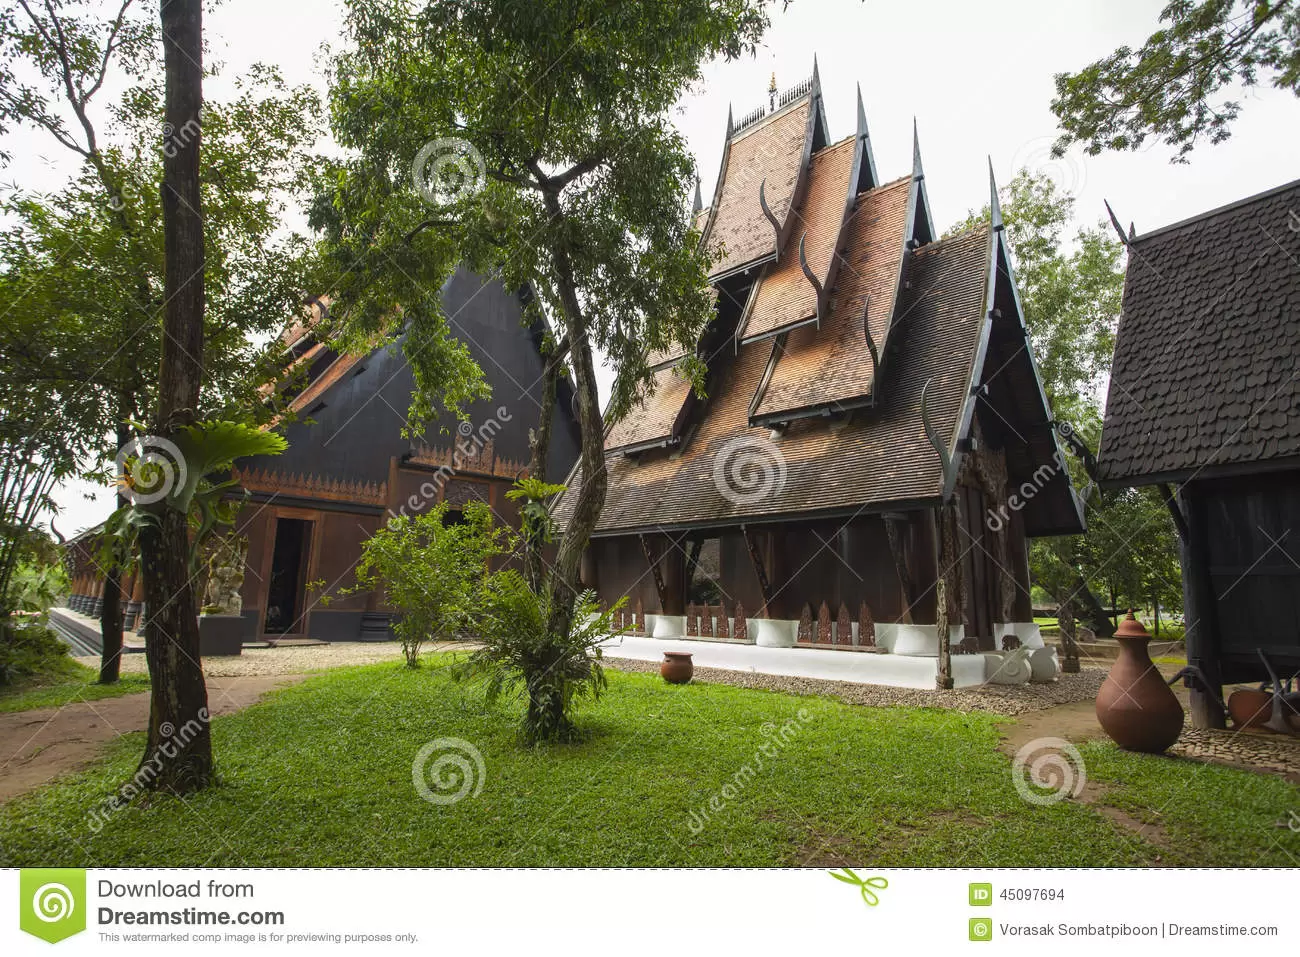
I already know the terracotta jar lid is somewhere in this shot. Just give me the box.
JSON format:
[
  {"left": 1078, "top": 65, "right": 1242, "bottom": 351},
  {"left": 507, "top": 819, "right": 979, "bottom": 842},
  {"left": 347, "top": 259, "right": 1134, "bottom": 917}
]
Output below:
[{"left": 1114, "top": 610, "right": 1150, "bottom": 640}]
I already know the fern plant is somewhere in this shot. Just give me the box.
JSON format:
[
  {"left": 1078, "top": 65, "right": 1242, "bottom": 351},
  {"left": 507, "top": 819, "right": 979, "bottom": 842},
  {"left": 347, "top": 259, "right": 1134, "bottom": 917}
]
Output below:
[{"left": 456, "top": 569, "right": 623, "bottom": 744}]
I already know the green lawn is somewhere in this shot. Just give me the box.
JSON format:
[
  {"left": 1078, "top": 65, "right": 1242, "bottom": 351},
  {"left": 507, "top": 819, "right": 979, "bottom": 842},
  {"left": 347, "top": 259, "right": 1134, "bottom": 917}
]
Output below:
[
  {"left": 0, "top": 659, "right": 151, "bottom": 714},
  {"left": 1, "top": 658, "right": 1295, "bottom": 867}
]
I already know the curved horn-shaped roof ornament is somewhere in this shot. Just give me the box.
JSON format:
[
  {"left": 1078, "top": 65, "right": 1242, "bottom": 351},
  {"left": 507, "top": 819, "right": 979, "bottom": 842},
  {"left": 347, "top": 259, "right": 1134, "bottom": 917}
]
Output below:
[
  {"left": 797, "top": 232, "right": 825, "bottom": 323},
  {"left": 920, "top": 377, "right": 957, "bottom": 498},
  {"left": 758, "top": 177, "right": 781, "bottom": 246},
  {"left": 862, "top": 297, "right": 879, "bottom": 383}
]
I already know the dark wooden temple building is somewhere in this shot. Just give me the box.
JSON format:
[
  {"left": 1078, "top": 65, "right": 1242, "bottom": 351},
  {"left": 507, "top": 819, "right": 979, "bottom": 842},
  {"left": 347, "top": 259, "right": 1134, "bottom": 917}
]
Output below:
[
  {"left": 229, "top": 267, "right": 579, "bottom": 641},
  {"left": 63, "top": 268, "right": 580, "bottom": 643},
  {"left": 1097, "top": 179, "right": 1300, "bottom": 728},
  {"left": 554, "top": 67, "right": 1084, "bottom": 687}
]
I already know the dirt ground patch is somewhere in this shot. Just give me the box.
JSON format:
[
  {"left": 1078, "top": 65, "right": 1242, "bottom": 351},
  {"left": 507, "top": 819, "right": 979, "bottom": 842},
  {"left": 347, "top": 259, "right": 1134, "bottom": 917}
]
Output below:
[{"left": 0, "top": 674, "right": 304, "bottom": 803}]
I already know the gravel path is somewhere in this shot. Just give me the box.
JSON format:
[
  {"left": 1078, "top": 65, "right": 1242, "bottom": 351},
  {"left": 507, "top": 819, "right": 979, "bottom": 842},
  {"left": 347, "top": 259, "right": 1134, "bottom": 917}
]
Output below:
[
  {"left": 604, "top": 657, "right": 1108, "bottom": 716},
  {"left": 72, "top": 641, "right": 440, "bottom": 678}
]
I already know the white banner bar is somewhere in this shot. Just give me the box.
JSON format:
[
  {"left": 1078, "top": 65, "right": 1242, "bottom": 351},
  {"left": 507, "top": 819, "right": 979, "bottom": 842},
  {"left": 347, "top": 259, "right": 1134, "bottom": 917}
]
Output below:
[{"left": 3, "top": 868, "right": 1293, "bottom": 954}]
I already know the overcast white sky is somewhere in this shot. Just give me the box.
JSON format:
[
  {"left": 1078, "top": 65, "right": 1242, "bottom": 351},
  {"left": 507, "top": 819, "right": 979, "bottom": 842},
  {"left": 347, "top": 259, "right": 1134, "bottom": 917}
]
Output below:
[{"left": 14, "top": 0, "right": 1299, "bottom": 535}]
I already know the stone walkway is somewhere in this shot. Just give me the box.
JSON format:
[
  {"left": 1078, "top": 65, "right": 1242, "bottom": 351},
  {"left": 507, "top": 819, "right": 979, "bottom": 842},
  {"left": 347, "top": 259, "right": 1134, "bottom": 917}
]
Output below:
[{"left": 0, "top": 675, "right": 305, "bottom": 803}]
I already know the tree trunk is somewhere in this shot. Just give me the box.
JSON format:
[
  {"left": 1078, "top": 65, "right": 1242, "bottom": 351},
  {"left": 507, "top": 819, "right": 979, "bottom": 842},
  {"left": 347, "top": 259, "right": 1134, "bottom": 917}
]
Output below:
[
  {"left": 137, "top": 0, "right": 212, "bottom": 793},
  {"left": 523, "top": 336, "right": 562, "bottom": 592},
  {"left": 98, "top": 572, "right": 122, "bottom": 684},
  {"left": 98, "top": 422, "right": 131, "bottom": 684},
  {"left": 540, "top": 195, "right": 607, "bottom": 643}
]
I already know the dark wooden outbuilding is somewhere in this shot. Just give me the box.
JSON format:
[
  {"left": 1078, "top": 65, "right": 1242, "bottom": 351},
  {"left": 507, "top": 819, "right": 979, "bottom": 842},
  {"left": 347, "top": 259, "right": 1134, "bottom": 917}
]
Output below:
[{"left": 1097, "top": 178, "right": 1300, "bottom": 727}]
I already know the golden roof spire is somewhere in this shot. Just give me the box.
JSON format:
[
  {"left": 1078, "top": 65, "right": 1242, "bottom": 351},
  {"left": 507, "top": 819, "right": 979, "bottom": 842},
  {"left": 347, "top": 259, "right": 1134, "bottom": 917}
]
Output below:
[{"left": 768, "top": 71, "right": 777, "bottom": 111}]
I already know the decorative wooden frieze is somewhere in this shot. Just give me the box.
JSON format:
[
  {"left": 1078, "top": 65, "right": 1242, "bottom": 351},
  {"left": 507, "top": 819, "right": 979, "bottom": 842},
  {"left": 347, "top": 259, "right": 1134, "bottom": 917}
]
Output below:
[
  {"left": 233, "top": 466, "right": 387, "bottom": 508},
  {"left": 733, "top": 601, "right": 747, "bottom": 642},
  {"left": 714, "top": 604, "right": 728, "bottom": 641},
  {"left": 836, "top": 601, "right": 852, "bottom": 647},
  {"left": 701, "top": 603, "right": 715, "bottom": 639},
  {"left": 797, "top": 604, "right": 813, "bottom": 643},
  {"left": 817, "top": 601, "right": 832, "bottom": 644},
  {"left": 407, "top": 436, "right": 529, "bottom": 481},
  {"left": 858, "top": 601, "right": 875, "bottom": 647},
  {"left": 686, "top": 604, "right": 700, "bottom": 637},
  {"left": 633, "top": 598, "right": 645, "bottom": 634}
]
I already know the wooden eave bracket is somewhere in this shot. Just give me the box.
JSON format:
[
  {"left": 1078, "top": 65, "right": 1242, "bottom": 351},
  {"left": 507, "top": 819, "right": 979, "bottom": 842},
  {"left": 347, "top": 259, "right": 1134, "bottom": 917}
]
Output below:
[{"left": 741, "top": 524, "right": 775, "bottom": 614}]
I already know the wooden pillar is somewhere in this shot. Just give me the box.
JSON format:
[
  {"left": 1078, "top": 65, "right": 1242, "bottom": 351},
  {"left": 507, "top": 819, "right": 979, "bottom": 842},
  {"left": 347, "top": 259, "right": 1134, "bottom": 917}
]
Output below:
[
  {"left": 1181, "top": 486, "right": 1226, "bottom": 729},
  {"left": 933, "top": 504, "right": 958, "bottom": 690}
]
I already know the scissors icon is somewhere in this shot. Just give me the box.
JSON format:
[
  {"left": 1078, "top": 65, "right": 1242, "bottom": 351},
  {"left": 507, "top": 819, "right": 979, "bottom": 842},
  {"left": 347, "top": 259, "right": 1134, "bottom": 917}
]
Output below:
[{"left": 829, "top": 868, "right": 889, "bottom": 906}]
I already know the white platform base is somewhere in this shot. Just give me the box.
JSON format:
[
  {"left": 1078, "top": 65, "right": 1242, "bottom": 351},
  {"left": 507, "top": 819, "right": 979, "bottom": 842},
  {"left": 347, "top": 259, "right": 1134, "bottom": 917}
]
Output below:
[{"left": 600, "top": 634, "right": 988, "bottom": 689}]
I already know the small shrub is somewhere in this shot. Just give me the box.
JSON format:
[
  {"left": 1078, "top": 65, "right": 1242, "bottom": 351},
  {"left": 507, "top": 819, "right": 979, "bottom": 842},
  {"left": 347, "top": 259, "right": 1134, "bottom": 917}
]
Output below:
[
  {"left": 346, "top": 501, "right": 503, "bottom": 668},
  {"left": 0, "top": 621, "right": 70, "bottom": 686}
]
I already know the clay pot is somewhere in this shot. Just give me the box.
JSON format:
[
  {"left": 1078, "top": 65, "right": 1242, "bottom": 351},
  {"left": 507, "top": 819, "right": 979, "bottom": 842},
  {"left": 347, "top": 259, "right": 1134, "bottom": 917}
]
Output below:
[
  {"left": 1227, "top": 689, "right": 1273, "bottom": 729},
  {"left": 1096, "top": 612, "right": 1184, "bottom": 753},
  {"left": 660, "top": 651, "right": 693, "bottom": 684}
]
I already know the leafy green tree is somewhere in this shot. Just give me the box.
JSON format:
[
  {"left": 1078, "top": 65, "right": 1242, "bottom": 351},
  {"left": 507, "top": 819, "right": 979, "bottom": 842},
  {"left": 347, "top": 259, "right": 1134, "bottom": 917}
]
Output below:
[
  {"left": 315, "top": 0, "right": 769, "bottom": 740},
  {"left": 1052, "top": 0, "right": 1300, "bottom": 161},
  {"left": 0, "top": 0, "right": 320, "bottom": 683}
]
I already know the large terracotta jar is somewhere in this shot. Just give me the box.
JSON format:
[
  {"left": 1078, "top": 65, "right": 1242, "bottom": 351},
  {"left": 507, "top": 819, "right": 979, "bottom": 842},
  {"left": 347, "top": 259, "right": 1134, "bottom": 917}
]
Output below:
[{"left": 1096, "top": 612, "right": 1184, "bottom": 753}]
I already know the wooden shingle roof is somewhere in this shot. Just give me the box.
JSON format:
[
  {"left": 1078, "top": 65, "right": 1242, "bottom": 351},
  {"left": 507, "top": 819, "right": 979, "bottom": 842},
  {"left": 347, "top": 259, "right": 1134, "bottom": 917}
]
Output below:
[
  {"left": 555, "top": 226, "right": 993, "bottom": 533},
  {"left": 752, "top": 175, "right": 911, "bottom": 421},
  {"left": 1097, "top": 178, "right": 1300, "bottom": 485},
  {"left": 737, "top": 136, "right": 855, "bottom": 342}
]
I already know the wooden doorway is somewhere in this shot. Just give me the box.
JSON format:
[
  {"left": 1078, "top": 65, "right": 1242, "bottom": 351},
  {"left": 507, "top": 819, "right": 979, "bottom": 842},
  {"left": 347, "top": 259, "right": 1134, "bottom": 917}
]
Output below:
[{"left": 264, "top": 517, "right": 314, "bottom": 635}]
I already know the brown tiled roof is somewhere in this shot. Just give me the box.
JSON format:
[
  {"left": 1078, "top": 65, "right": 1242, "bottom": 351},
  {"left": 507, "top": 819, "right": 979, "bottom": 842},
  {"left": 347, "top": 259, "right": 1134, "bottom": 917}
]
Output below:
[
  {"left": 555, "top": 225, "right": 992, "bottom": 533},
  {"left": 738, "top": 137, "right": 855, "bottom": 342},
  {"left": 753, "top": 175, "right": 911, "bottom": 420},
  {"left": 704, "top": 98, "right": 811, "bottom": 279},
  {"left": 1097, "top": 179, "right": 1300, "bottom": 485},
  {"left": 603, "top": 363, "right": 696, "bottom": 452}
]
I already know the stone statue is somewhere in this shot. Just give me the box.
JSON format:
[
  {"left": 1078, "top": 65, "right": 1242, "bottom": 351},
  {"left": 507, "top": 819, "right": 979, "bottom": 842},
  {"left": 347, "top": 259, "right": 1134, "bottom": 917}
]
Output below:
[{"left": 203, "top": 535, "right": 248, "bottom": 616}]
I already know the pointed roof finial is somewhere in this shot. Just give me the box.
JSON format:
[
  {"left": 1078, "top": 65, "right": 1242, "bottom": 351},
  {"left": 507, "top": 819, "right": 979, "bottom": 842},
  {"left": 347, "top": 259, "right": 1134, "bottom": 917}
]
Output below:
[
  {"left": 1103, "top": 200, "right": 1131, "bottom": 246},
  {"left": 769, "top": 71, "right": 777, "bottom": 112},
  {"left": 812, "top": 53, "right": 820, "bottom": 86},
  {"left": 854, "top": 84, "right": 879, "bottom": 191},
  {"left": 911, "top": 118, "right": 924, "bottom": 182},
  {"left": 725, "top": 104, "right": 734, "bottom": 138},
  {"left": 988, "top": 158, "right": 1004, "bottom": 232},
  {"left": 691, "top": 175, "right": 703, "bottom": 215}
]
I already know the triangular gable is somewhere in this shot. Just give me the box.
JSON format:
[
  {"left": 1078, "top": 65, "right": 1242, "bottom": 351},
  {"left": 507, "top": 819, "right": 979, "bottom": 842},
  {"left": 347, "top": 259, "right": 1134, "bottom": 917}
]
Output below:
[{"left": 701, "top": 68, "right": 825, "bottom": 281}]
